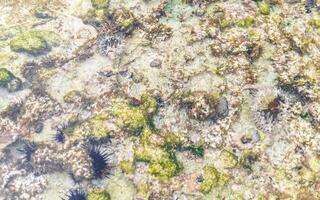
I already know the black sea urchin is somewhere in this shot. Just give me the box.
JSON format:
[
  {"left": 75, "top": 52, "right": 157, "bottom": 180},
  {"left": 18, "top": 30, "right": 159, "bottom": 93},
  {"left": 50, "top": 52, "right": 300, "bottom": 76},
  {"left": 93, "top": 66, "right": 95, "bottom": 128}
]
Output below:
[
  {"left": 53, "top": 129, "right": 65, "bottom": 143},
  {"left": 89, "top": 145, "right": 112, "bottom": 179},
  {"left": 61, "top": 188, "right": 87, "bottom": 200},
  {"left": 17, "top": 141, "right": 37, "bottom": 162}
]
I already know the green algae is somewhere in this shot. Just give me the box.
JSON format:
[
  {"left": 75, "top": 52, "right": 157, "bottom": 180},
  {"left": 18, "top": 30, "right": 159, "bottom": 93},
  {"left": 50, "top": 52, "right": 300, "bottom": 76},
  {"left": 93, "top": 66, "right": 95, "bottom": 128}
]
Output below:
[
  {"left": 88, "top": 189, "right": 111, "bottom": 200},
  {"left": 220, "top": 150, "right": 238, "bottom": 169},
  {"left": 188, "top": 146, "right": 204, "bottom": 157},
  {"left": 200, "top": 165, "right": 226, "bottom": 194},
  {"left": 0, "top": 68, "right": 14, "bottom": 86},
  {"left": 73, "top": 114, "right": 110, "bottom": 139},
  {"left": 112, "top": 94, "right": 158, "bottom": 134},
  {"left": 134, "top": 128, "right": 182, "bottom": 180},
  {"left": 0, "top": 68, "right": 22, "bottom": 92},
  {"left": 147, "top": 155, "right": 182, "bottom": 181},
  {"left": 237, "top": 17, "right": 255, "bottom": 28},
  {"left": 119, "top": 160, "right": 135, "bottom": 174},
  {"left": 10, "top": 30, "right": 59, "bottom": 55},
  {"left": 113, "top": 102, "right": 149, "bottom": 134},
  {"left": 91, "top": 0, "right": 109, "bottom": 9},
  {"left": 258, "top": 1, "right": 271, "bottom": 15}
]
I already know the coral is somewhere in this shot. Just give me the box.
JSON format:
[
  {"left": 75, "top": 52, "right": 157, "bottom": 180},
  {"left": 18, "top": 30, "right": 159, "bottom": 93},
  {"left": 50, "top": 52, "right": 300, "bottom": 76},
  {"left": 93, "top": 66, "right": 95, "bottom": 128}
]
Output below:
[
  {"left": 10, "top": 30, "right": 59, "bottom": 55},
  {"left": 111, "top": 7, "right": 136, "bottom": 33},
  {"left": 0, "top": 68, "right": 22, "bottom": 92},
  {"left": 88, "top": 189, "right": 111, "bottom": 200}
]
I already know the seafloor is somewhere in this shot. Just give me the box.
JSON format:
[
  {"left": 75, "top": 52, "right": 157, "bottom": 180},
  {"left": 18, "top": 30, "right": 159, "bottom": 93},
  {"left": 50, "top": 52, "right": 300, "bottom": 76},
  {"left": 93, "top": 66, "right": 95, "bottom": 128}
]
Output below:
[{"left": 0, "top": 0, "right": 319, "bottom": 199}]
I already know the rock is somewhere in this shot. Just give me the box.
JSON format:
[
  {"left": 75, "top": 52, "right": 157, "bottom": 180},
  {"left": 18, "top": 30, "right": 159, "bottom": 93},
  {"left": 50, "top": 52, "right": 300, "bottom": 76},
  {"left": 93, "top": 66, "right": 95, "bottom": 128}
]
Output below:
[
  {"left": 33, "top": 122, "right": 44, "bottom": 133},
  {"left": 10, "top": 30, "right": 59, "bottom": 56},
  {"left": 150, "top": 59, "right": 162, "bottom": 68},
  {"left": 215, "top": 97, "right": 229, "bottom": 118},
  {"left": 0, "top": 68, "right": 22, "bottom": 92},
  {"left": 6, "top": 78, "right": 22, "bottom": 92}
]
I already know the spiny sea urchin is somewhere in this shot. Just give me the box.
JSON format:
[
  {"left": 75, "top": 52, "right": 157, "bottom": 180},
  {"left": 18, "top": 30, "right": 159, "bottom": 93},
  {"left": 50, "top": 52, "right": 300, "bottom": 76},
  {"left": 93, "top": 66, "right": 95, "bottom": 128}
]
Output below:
[
  {"left": 17, "top": 141, "right": 37, "bottom": 162},
  {"left": 88, "top": 144, "right": 112, "bottom": 179},
  {"left": 61, "top": 188, "right": 87, "bottom": 200},
  {"left": 53, "top": 129, "right": 65, "bottom": 143}
]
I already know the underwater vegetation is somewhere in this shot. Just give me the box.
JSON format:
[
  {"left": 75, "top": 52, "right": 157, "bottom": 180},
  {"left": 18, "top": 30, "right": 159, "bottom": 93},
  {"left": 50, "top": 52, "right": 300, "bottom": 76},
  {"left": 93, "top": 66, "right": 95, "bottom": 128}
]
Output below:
[{"left": 0, "top": 0, "right": 320, "bottom": 199}]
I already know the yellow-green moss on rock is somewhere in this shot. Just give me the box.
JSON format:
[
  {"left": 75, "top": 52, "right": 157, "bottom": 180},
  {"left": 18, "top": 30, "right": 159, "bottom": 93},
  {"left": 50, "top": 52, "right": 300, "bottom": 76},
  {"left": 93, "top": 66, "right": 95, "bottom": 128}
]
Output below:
[
  {"left": 112, "top": 94, "right": 159, "bottom": 134},
  {"left": 120, "top": 160, "right": 135, "bottom": 174},
  {"left": 73, "top": 114, "right": 110, "bottom": 139},
  {"left": 91, "top": 0, "right": 109, "bottom": 9},
  {"left": 134, "top": 129, "right": 182, "bottom": 181},
  {"left": 88, "top": 189, "right": 111, "bottom": 200},
  {"left": 258, "top": 2, "right": 271, "bottom": 15},
  {"left": 237, "top": 17, "right": 255, "bottom": 28},
  {"left": 221, "top": 150, "right": 238, "bottom": 169},
  {"left": 10, "top": 30, "right": 59, "bottom": 55},
  {"left": 200, "top": 165, "right": 220, "bottom": 194},
  {"left": 200, "top": 164, "right": 230, "bottom": 194},
  {"left": 0, "top": 68, "right": 22, "bottom": 92},
  {"left": 113, "top": 102, "right": 149, "bottom": 134},
  {"left": 148, "top": 156, "right": 182, "bottom": 181}
]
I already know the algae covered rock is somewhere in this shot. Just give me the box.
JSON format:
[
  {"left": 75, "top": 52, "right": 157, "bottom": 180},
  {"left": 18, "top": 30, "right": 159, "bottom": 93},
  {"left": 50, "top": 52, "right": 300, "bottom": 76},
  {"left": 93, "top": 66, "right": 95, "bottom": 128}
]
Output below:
[
  {"left": 88, "top": 189, "right": 111, "bottom": 200},
  {"left": 91, "top": 0, "right": 109, "bottom": 9},
  {"left": 0, "top": 68, "right": 22, "bottom": 92},
  {"left": 134, "top": 129, "right": 182, "bottom": 181},
  {"left": 120, "top": 160, "right": 135, "bottom": 174},
  {"left": 257, "top": 1, "right": 271, "bottom": 15},
  {"left": 200, "top": 164, "right": 225, "bottom": 194},
  {"left": 10, "top": 30, "right": 59, "bottom": 55},
  {"left": 73, "top": 114, "right": 110, "bottom": 140},
  {"left": 112, "top": 94, "right": 159, "bottom": 134}
]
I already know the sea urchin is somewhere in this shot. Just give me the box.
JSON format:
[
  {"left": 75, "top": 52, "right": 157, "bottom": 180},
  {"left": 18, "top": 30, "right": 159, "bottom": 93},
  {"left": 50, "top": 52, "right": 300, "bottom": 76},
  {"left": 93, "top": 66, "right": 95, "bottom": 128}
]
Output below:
[
  {"left": 61, "top": 188, "right": 87, "bottom": 200},
  {"left": 89, "top": 145, "right": 112, "bottom": 179},
  {"left": 17, "top": 141, "right": 37, "bottom": 162}
]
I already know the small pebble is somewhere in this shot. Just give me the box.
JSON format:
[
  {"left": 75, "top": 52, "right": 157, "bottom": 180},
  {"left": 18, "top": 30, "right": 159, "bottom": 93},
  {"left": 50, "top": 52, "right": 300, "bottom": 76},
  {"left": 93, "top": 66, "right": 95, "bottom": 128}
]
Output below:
[
  {"left": 34, "top": 122, "right": 44, "bottom": 133},
  {"left": 150, "top": 59, "right": 162, "bottom": 68},
  {"left": 216, "top": 97, "right": 229, "bottom": 117}
]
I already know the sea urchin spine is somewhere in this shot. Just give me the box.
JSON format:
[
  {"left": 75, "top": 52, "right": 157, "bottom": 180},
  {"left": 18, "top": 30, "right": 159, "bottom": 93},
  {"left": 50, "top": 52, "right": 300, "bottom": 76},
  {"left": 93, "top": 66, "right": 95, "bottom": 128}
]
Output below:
[
  {"left": 89, "top": 145, "right": 112, "bottom": 179},
  {"left": 61, "top": 188, "right": 87, "bottom": 200},
  {"left": 17, "top": 141, "right": 37, "bottom": 162},
  {"left": 53, "top": 128, "right": 65, "bottom": 143}
]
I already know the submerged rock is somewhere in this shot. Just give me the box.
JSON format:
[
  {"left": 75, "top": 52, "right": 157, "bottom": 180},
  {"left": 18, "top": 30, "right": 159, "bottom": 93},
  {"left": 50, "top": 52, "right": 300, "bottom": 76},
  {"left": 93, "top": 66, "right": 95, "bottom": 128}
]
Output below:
[
  {"left": 10, "top": 30, "right": 59, "bottom": 56},
  {"left": 0, "top": 68, "right": 22, "bottom": 92}
]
